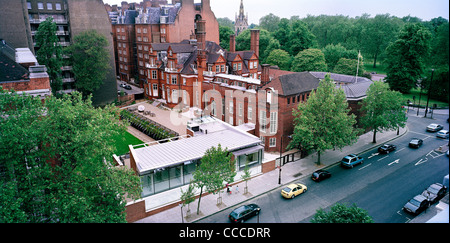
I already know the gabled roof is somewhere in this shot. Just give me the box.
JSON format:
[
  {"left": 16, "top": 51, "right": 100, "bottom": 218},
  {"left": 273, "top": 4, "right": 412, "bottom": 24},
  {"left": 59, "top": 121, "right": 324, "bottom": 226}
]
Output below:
[
  {"left": 0, "top": 52, "right": 29, "bottom": 82},
  {"left": 279, "top": 72, "right": 320, "bottom": 96}
]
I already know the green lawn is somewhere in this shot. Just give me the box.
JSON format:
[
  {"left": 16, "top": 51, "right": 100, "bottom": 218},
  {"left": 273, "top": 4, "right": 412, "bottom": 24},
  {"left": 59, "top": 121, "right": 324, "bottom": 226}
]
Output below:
[
  {"left": 112, "top": 130, "right": 143, "bottom": 156},
  {"left": 402, "top": 88, "right": 449, "bottom": 109},
  {"left": 364, "top": 59, "right": 388, "bottom": 75}
]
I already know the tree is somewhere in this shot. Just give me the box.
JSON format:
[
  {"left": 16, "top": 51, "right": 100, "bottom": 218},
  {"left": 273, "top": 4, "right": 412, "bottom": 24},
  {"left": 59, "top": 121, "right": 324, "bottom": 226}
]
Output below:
[
  {"left": 219, "top": 25, "right": 235, "bottom": 51},
  {"left": 180, "top": 182, "right": 196, "bottom": 217},
  {"left": 360, "top": 81, "right": 408, "bottom": 143},
  {"left": 240, "top": 162, "right": 252, "bottom": 195},
  {"left": 217, "top": 17, "right": 234, "bottom": 30},
  {"left": 322, "top": 44, "right": 358, "bottom": 72},
  {"left": 291, "top": 48, "right": 327, "bottom": 72},
  {"left": 288, "top": 74, "right": 359, "bottom": 165},
  {"left": 35, "top": 17, "right": 63, "bottom": 95},
  {"left": 273, "top": 18, "right": 317, "bottom": 57},
  {"left": 333, "top": 57, "right": 365, "bottom": 76},
  {"left": 66, "top": 30, "right": 111, "bottom": 98},
  {"left": 193, "top": 144, "right": 236, "bottom": 215},
  {"left": 0, "top": 89, "right": 142, "bottom": 222},
  {"left": 311, "top": 203, "right": 373, "bottom": 223},
  {"left": 265, "top": 49, "right": 291, "bottom": 70},
  {"left": 259, "top": 13, "right": 281, "bottom": 33},
  {"left": 361, "top": 14, "right": 403, "bottom": 68},
  {"left": 384, "top": 23, "right": 431, "bottom": 93}
]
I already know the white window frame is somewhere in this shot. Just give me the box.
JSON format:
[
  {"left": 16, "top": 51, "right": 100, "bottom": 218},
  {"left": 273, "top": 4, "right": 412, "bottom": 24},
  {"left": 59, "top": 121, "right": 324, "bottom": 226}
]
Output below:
[
  {"left": 269, "top": 138, "right": 276, "bottom": 147},
  {"left": 270, "top": 112, "right": 277, "bottom": 134}
]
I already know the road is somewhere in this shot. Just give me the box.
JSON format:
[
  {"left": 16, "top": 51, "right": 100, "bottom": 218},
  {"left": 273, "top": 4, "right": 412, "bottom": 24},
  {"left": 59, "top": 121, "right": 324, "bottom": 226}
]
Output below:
[{"left": 197, "top": 112, "right": 449, "bottom": 223}]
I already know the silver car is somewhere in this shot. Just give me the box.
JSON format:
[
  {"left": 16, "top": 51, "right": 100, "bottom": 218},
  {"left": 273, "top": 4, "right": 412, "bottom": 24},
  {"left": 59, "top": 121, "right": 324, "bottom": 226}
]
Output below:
[
  {"left": 436, "top": 130, "right": 449, "bottom": 139},
  {"left": 421, "top": 183, "right": 447, "bottom": 204},
  {"left": 426, "top": 123, "right": 443, "bottom": 132}
]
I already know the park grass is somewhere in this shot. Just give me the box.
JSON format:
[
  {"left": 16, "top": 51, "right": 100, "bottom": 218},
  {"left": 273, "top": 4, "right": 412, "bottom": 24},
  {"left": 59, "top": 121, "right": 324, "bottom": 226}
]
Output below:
[
  {"left": 402, "top": 88, "right": 449, "bottom": 109},
  {"left": 112, "top": 130, "right": 143, "bottom": 156}
]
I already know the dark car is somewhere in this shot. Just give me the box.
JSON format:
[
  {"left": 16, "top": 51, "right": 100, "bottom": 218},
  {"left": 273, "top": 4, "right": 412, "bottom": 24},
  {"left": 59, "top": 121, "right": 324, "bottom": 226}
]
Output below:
[
  {"left": 311, "top": 170, "right": 331, "bottom": 182},
  {"left": 403, "top": 195, "right": 430, "bottom": 215},
  {"left": 378, "top": 144, "right": 397, "bottom": 154},
  {"left": 409, "top": 138, "right": 423, "bottom": 148},
  {"left": 421, "top": 183, "right": 447, "bottom": 204},
  {"left": 229, "top": 204, "right": 261, "bottom": 223},
  {"left": 124, "top": 84, "right": 132, "bottom": 90}
]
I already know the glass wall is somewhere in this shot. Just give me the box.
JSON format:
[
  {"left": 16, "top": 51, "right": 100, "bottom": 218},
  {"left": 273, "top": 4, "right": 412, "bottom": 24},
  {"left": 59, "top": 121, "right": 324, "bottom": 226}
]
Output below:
[
  {"left": 140, "top": 160, "right": 199, "bottom": 197},
  {"left": 237, "top": 149, "right": 262, "bottom": 170}
]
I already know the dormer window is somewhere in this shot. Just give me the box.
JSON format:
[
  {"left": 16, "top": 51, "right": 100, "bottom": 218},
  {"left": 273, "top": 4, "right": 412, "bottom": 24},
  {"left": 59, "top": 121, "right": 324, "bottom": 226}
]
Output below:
[{"left": 169, "top": 50, "right": 172, "bottom": 56}]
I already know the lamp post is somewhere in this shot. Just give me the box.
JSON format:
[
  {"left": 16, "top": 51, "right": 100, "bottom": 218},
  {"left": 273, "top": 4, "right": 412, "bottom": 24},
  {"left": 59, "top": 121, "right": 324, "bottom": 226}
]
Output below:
[
  {"left": 416, "top": 79, "right": 423, "bottom": 116},
  {"left": 424, "top": 69, "right": 435, "bottom": 118},
  {"left": 278, "top": 135, "right": 292, "bottom": 185}
]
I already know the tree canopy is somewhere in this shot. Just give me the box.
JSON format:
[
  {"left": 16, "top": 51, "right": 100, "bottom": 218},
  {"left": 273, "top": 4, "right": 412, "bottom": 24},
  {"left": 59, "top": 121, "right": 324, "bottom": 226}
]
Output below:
[
  {"left": 288, "top": 74, "right": 359, "bottom": 164},
  {"left": 384, "top": 23, "right": 431, "bottom": 93},
  {"left": 0, "top": 89, "right": 141, "bottom": 223},
  {"left": 311, "top": 203, "right": 374, "bottom": 223},
  {"left": 66, "top": 30, "right": 111, "bottom": 98},
  {"left": 360, "top": 81, "right": 408, "bottom": 143},
  {"left": 35, "top": 17, "right": 63, "bottom": 95}
]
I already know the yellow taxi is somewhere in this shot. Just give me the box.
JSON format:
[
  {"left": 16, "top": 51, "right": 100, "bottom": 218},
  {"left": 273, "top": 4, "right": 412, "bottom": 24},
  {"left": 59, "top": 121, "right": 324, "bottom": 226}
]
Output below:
[{"left": 281, "top": 183, "right": 307, "bottom": 199}]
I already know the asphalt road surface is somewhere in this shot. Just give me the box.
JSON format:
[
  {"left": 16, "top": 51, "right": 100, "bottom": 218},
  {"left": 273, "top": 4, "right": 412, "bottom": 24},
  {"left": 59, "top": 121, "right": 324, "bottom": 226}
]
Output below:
[{"left": 197, "top": 112, "right": 449, "bottom": 223}]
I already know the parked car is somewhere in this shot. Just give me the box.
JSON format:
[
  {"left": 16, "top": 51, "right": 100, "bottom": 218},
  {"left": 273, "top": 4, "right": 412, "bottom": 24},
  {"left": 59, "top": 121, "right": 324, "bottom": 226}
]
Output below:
[
  {"left": 378, "top": 144, "right": 397, "bottom": 154},
  {"left": 403, "top": 195, "right": 430, "bottom": 215},
  {"left": 281, "top": 183, "right": 307, "bottom": 199},
  {"left": 409, "top": 138, "right": 423, "bottom": 148},
  {"left": 436, "top": 130, "right": 449, "bottom": 139},
  {"left": 421, "top": 183, "right": 447, "bottom": 204},
  {"left": 124, "top": 84, "right": 132, "bottom": 90},
  {"left": 311, "top": 170, "right": 331, "bottom": 182},
  {"left": 340, "top": 154, "right": 364, "bottom": 168},
  {"left": 228, "top": 204, "right": 261, "bottom": 223},
  {"left": 426, "top": 123, "right": 443, "bottom": 132}
]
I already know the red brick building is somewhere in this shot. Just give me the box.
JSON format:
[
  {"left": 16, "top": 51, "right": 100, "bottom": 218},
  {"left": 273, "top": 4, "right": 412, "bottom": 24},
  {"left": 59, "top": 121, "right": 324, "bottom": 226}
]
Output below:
[
  {"left": 109, "top": 0, "right": 220, "bottom": 86},
  {"left": 0, "top": 40, "right": 51, "bottom": 98}
]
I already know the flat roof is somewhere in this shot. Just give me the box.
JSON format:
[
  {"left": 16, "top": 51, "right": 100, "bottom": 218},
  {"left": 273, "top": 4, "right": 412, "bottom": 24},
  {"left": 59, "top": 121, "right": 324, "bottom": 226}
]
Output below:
[{"left": 131, "top": 119, "right": 261, "bottom": 175}]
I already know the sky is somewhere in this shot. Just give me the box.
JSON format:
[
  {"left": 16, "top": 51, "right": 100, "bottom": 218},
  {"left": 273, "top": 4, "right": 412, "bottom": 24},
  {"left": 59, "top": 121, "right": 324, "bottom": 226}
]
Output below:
[{"left": 103, "top": 0, "right": 449, "bottom": 24}]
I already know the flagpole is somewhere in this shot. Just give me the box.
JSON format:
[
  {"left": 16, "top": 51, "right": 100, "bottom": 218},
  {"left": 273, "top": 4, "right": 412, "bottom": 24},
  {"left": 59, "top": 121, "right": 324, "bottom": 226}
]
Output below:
[{"left": 355, "top": 50, "right": 361, "bottom": 83}]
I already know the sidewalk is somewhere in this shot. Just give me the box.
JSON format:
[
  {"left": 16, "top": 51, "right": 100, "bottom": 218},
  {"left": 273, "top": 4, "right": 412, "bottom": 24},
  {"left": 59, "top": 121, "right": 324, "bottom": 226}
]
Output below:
[{"left": 135, "top": 126, "right": 408, "bottom": 223}]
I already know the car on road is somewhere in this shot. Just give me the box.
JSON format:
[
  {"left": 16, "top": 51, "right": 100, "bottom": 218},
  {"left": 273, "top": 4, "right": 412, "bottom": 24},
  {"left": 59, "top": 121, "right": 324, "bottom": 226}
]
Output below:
[
  {"left": 378, "top": 144, "right": 397, "bottom": 154},
  {"left": 436, "top": 130, "right": 449, "bottom": 139},
  {"left": 311, "top": 170, "right": 331, "bottom": 182},
  {"left": 228, "top": 204, "right": 261, "bottom": 223},
  {"left": 120, "top": 83, "right": 132, "bottom": 90},
  {"left": 421, "top": 183, "right": 447, "bottom": 204},
  {"left": 426, "top": 123, "right": 443, "bottom": 132},
  {"left": 409, "top": 138, "right": 423, "bottom": 148},
  {"left": 340, "top": 154, "right": 364, "bottom": 168},
  {"left": 281, "top": 183, "right": 307, "bottom": 199},
  {"left": 403, "top": 194, "right": 430, "bottom": 215}
]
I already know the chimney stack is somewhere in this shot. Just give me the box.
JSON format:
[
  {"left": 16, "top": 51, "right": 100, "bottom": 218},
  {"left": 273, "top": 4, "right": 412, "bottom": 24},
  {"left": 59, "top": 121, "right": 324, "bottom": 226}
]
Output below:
[
  {"left": 229, "top": 34, "right": 236, "bottom": 52},
  {"left": 261, "top": 64, "right": 270, "bottom": 86},
  {"left": 250, "top": 29, "right": 260, "bottom": 58},
  {"left": 196, "top": 20, "right": 206, "bottom": 51}
]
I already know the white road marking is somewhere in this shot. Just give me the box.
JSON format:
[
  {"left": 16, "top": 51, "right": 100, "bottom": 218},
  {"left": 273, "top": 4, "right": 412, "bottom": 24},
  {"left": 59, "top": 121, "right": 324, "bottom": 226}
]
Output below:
[
  {"left": 358, "top": 163, "right": 372, "bottom": 170},
  {"left": 395, "top": 148, "right": 405, "bottom": 154},
  {"left": 377, "top": 155, "right": 389, "bottom": 161},
  {"left": 388, "top": 159, "right": 400, "bottom": 166},
  {"left": 368, "top": 152, "right": 379, "bottom": 159}
]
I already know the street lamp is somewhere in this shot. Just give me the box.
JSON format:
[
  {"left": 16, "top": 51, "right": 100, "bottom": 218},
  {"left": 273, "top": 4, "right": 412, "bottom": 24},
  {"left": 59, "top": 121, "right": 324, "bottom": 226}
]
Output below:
[
  {"left": 278, "top": 134, "right": 292, "bottom": 185},
  {"left": 424, "top": 69, "right": 435, "bottom": 118},
  {"left": 416, "top": 79, "right": 423, "bottom": 116}
]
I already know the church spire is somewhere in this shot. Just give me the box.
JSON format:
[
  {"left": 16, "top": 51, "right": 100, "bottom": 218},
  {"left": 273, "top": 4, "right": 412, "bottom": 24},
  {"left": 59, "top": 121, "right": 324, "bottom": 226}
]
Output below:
[
  {"left": 235, "top": 0, "right": 248, "bottom": 35},
  {"left": 239, "top": 0, "right": 245, "bottom": 17}
]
